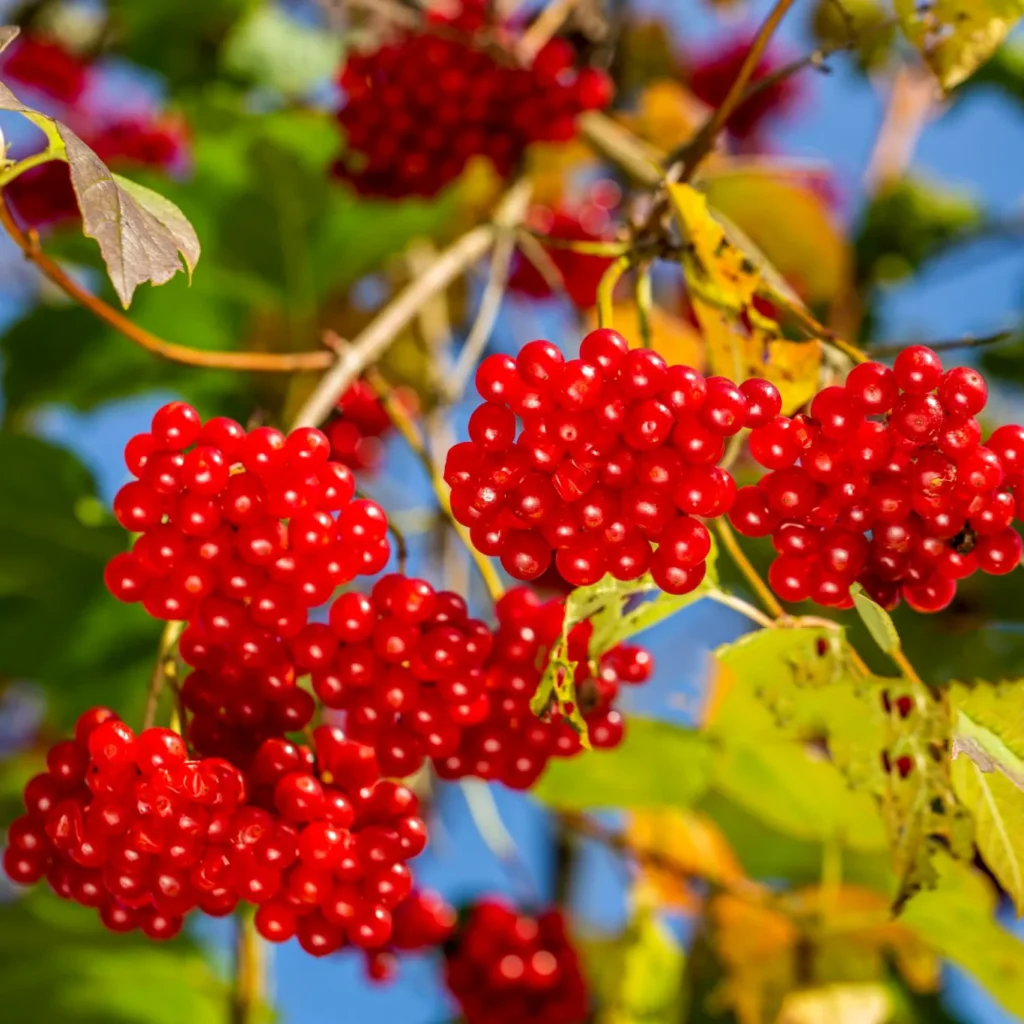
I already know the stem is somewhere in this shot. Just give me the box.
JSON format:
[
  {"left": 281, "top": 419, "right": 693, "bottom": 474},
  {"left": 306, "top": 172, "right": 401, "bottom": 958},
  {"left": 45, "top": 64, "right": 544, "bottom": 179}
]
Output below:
[
  {"left": 635, "top": 262, "right": 653, "bottom": 348},
  {"left": 712, "top": 518, "right": 786, "bottom": 620},
  {"left": 706, "top": 589, "right": 776, "bottom": 630},
  {"left": 143, "top": 620, "right": 184, "bottom": 731},
  {"left": 357, "top": 488, "right": 409, "bottom": 573},
  {"left": 230, "top": 907, "right": 263, "bottom": 1024},
  {"left": 870, "top": 329, "right": 1015, "bottom": 358},
  {"left": 890, "top": 645, "right": 927, "bottom": 690},
  {"left": 764, "top": 283, "right": 870, "bottom": 365},
  {"left": 365, "top": 368, "right": 505, "bottom": 603},
  {"left": 461, "top": 780, "right": 536, "bottom": 897},
  {"left": 673, "top": 0, "right": 799, "bottom": 182},
  {"left": 577, "top": 111, "right": 663, "bottom": 188},
  {"left": 596, "top": 254, "right": 631, "bottom": 328},
  {"left": 517, "top": 0, "right": 581, "bottom": 63},
  {"left": 293, "top": 183, "right": 532, "bottom": 429},
  {"left": 0, "top": 195, "right": 334, "bottom": 373},
  {"left": 0, "top": 147, "right": 62, "bottom": 189},
  {"left": 448, "top": 181, "right": 533, "bottom": 400}
]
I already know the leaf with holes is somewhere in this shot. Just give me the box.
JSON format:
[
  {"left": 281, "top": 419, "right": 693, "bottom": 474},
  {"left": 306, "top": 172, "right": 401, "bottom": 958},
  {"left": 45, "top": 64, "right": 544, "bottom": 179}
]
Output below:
[
  {"left": 950, "top": 680, "right": 1024, "bottom": 913},
  {"left": 895, "top": 0, "right": 1024, "bottom": 89}
]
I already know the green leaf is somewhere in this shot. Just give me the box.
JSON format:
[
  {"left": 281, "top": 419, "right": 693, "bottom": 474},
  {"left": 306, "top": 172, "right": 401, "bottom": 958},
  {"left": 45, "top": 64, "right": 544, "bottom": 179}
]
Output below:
[
  {"left": 533, "top": 541, "right": 718, "bottom": 743},
  {"left": 581, "top": 905, "right": 685, "bottom": 1023},
  {"left": 895, "top": 0, "right": 1024, "bottom": 89},
  {"left": 851, "top": 583, "right": 901, "bottom": 656},
  {"left": 532, "top": 718, "right": 714, "bottom": 810},
  {"left": 712, "top": 626, "right": 972, "bottom": 903},
  {"left": 221, "top": 6, "right": 344, "bottom": 98},
  {"left": 0, "top": 891, "right": 235, "bottom": 1024},
  {"left": 950, "top": 680, "right": 1024, "bottom": 913},
  {"left": 902, "top": 853, "right": 1024, "bottom": 1017}
]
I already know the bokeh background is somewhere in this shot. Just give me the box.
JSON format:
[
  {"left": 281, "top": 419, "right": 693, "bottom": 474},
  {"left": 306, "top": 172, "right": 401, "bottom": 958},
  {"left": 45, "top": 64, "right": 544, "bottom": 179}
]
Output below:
[{"left": 1, "top": 1, "right": 1023, "bottom": 1022}]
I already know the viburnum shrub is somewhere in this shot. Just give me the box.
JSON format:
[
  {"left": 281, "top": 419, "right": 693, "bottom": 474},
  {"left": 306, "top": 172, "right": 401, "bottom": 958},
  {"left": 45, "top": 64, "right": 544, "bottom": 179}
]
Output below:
[
  {"left": 444, "top": 899, "right": 588, "bottom": 1024},
  {"left": 434, "top": 586, "right": 653, "bottom": 789},
  {"left": 732, "top": 347, "right": 1024, "bottom": 612},
  {"left": 332, "top": 0, "right": 612, "bottom": 198},
  {"left": 449, "top": 327, "right": 780, "bottom": 593}
]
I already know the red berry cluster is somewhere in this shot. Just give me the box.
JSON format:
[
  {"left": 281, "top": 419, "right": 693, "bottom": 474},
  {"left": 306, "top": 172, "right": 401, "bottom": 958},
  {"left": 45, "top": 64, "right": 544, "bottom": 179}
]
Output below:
[
  {"left": 103, "top": 402, "right": 390, "bottom": 763},
  {"left": 508, "top": 182, "right": 620, "bottom": 311},
  {"left": 449, "top": 329, "right": 777, "bottom": 592},
  {"left": 688, "top": 34, "right": 801, "bottom": 145},
  {"left": 434, "top": 586, "right": 652, "bottom": 790},
  {"left": 246, "top": 726, "right": 428, "bottom": 959},
  {"left": 314, "top": 574, "right": 494, "bottom": 778},
  {"left": 325, "top": 379, "right": 402, "bottom": 472},
  {"left": 732, "top": 347, "right": 1024, "bottom": 612},
  {"left": 333, "top": 1, "right": 611, "bottom": 198},
  {"left": 5, "top": 711, "right": 430, "bottom": 960},
  {"left": 364, "top": 888, "right": 457, "bottom": 982},
  {"left": 445, "top": 899, "right": 588, "bottom": 1024},
  {"left": 3, "top": 707, "right": 248, "bottom": 940},
  {"left": 1, "top": 32, "right": 90, "bottom": 103}
]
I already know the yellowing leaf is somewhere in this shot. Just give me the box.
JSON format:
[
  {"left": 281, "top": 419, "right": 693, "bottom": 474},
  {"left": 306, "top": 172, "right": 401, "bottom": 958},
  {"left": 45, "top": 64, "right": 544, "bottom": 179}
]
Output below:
[
  {"left": 669, "top": 183, "right": 822, "bottom": 412},
  {"left": 711, "top": 885, "right": 938, "bottom": 1024},
  {"left": 895, "top": 0, "right": 1024, "bottom": 89},
  {"left": 624, "top": 80, "right": 706, "bottom": 155},
  {"left": 627, "top": 809, "right": 748, "bottom": 909},
  {"left": 778, "top": 984, "right": 891, "bottom": 1024},
  {"left": 587, "top": 302, "right": 704, "bottom": 369},
  {"left": 702, "top": 167, "right": 851, "bottom": 304},
  {"left": 950, "top": 680, "right": 1024, "bottom": 913}
]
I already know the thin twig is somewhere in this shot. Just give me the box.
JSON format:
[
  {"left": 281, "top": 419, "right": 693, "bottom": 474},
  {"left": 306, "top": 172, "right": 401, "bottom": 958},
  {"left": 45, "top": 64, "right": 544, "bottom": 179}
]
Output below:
[
  {"left": 672, "top": 0, "right": 800, "bottom": 183},
  {"left": 0, "top": 195, "right": 335, "bottom": 373},
  {"left": 364, "top": 366, "right": 505, "bottom": 602},
  {"left": 447, "top": 180, "right": 533, "bottom": 399},
  {"left": 863, "top": 65, "right": 936, "bottom": 193},
  {"left": 764, "top": 283, "right": 870, "bottom": 365},
  {"left": 706, "top": 589, "right": 776, "bottom": 630},
  {"left": 292, "top": 187, "right": 544, "bottom": 428},
  {"left": 460, "top": 780, "right": 537, "bottom": 897},
  {"left": 143, "top": 620, "right": 184, "bottom": 731},
  {"left": 870, "top": 330, "right": 1016, "bottom": 358},
  {"left": 517, "top": 0, "right": 581, "bottom": 63},
  {"left": 577, "top": 110, "right": 663, "bottom": 188},
  {"left": 712, "top": 518, "right": 786, "bottom": 620},
  {"left": 230, "top": 908, "right": 263, "bottom": 1024}
]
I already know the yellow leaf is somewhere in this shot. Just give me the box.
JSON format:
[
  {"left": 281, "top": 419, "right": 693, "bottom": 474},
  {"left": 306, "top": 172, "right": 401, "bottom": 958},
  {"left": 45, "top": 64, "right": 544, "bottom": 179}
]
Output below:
[
  {"left": 627, "top": 809, "right": 747, "bottom": 910},
  {"left": 778, "top": 984, "right": 891, "bottom": 1024},
  {"left": 895, "top": 0, "right": 1024, "bottom": 89},
  {"left": 703, "top": 167, "right": 851, "bottom": 304},
  {"left": 624, "top": 80, "right": 706, "bottom": 155},
  {"left": 669, "top": 183, "right": 822, "bottom": 412},
  {"left": 586, "top": 301, "right": 705, "bottom": 369}
]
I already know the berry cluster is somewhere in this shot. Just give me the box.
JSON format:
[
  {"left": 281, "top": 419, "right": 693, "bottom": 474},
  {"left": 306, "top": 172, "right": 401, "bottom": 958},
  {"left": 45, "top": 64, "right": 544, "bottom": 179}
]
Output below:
[
  {"left": 104, "top": 402, "right": 390, "bottom": 763},
  {"left": 445, "top": 899, "right": 588, "bottom": 1024},
  {"left": 2, "top": 32, "right": 89, "bottom": 102},
  {"left": 731, "top": 347, "right": 1023, "bottom": 611},
  {"left": 5, "top": 712, "right": 430, "bottom": 961},
  {"left": 434, "top": 586, "right": 651, "bottom": 789},
  {"left": 333, "top": 1, "right": 611, "bottom": 198},
  {"left": 3, "top": 708, "right": 248, "bottom": 940},
  {"left": 364, "top": 888, "right": 457, "bottom": 982},
  {"left": 325, "top": 379, "right": 403, "bottom": 472},
  {"left": 508, "top": 182, "right": 620, "bottom": 311},
  {"left": 449, "top": 328, "right": 776, "bottom": 593},
  {"left": 315, "top": 574, "right": 493, "bottom": 778}
]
